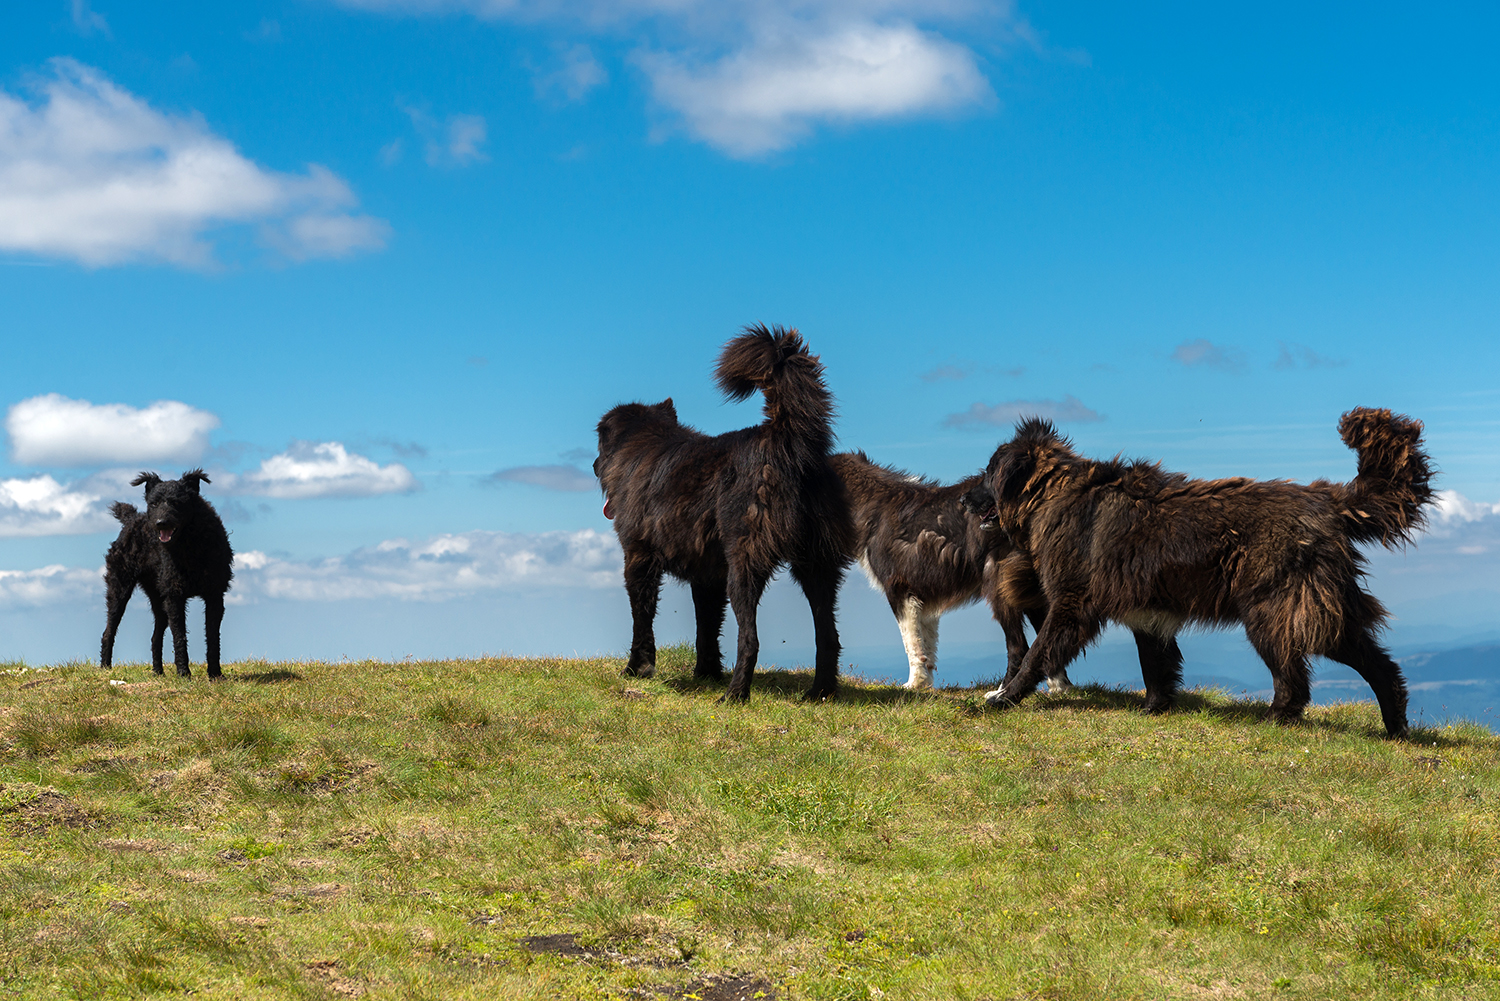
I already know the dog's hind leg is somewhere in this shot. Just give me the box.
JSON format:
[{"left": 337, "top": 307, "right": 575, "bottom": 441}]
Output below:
[
  {"left": 897, "top": 596, "right": 936, "bottom": 690},
  {"left": 100, "top": 574, "right": 134, "bottom": 669},
  {"left": 166, "top": 596, "right": 192, "bottom": 677},
  {"left": 622, "top": 548, "right": 664, "bottom": 678},
  {"left": 204, "top": 593, "right": 225, "bottom": 680},
  {"left": 1325, "top": 629, "right": 1410, "bottom": 739},
  {"left": 1033, "top": 610, "right": 1074, "bottom": 693},
  {"left": 1246, "top": 631, "right": 1311, "bottom": 725},
  {"left": 690, "top": 578, "right": 728, "bottom": 680},
  {"left": 722, "top": 563, "right": 773, "bottom": 702},
  {"left": 794, "top": 561, "right": 843, "bottom": 701},
  {"left": 1133, "top": 630, "right": 1183, "bottom": 714},
  {"left": 147, "top": 591, "right": 168, "bottom": 675}
]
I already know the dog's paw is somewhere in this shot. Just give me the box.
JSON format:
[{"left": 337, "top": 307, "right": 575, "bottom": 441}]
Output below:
[
  {"left": 902, "top": 677, "right": 934, "bottom": 692},
  {"left": 801, "top": 685, "right": 838, "bottom": 703},
  {"left": 983, "top": 688, "right": 1016, "bottom": 708},
  {"left": 717, "top": 689, "right": 750, "bottom": 705},
  {"left": 1045, "top": 677, "right": 1073, "bottom": 694},
  {"left": 1142, "top": 695, "right": 1173, "bottom": 715},
  {"left": 621, "top": 663, "right": 656, "bottom": 679}
]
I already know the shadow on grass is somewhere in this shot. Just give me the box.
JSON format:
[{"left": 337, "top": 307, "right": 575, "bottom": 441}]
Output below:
[{"left": 233, "top": 669, "right": 303, "bottom": 684}]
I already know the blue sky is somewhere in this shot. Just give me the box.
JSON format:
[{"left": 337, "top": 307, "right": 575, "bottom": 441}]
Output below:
[{"left": 1, "top": 1, "right": 1497, "bottom": 676}]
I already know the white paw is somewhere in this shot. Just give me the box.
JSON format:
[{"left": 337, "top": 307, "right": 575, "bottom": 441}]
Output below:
[
  {"left": 983, "top": 688, "right": 1009, "bottom": 705},
  {"left": 1045, "top": 678, "right": 1072, "bottom": 694}
]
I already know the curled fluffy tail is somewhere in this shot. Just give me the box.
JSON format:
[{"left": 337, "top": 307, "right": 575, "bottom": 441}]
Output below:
[
  {"left": 714, "top": 323, "right": 836, "bottom": 453},
  {"left": 1339, "top": 407, "right": 1435, "bottom": 547}
]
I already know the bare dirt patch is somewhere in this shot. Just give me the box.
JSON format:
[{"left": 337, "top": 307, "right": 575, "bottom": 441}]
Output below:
[
  {"left": 0, "top": 783, "right": 99, "bottom": 834},
  {"left": 660, "top": 973, "right": 779, "bottom": 1000},
  {"left": 305, "top": 959, "right": 365, "bottom": 998}
]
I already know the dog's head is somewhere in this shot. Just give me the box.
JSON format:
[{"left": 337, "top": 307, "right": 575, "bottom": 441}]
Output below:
[
  {"left": 594, "top": 399, "right": 680, "bottom": 519},
  {"left": 132, "top": 469, "right": 212, "bottom": 545},
  {"left": 981, "top": 417, "right": 1074, "bottom": 520},
  {"left": 959, "top": 480, "right": 1001, "bottom": 533}
]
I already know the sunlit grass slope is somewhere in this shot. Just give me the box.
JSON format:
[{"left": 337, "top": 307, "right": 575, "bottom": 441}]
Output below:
[{"left": 2, "top": 648, "right": 1498, "bottom": 999}]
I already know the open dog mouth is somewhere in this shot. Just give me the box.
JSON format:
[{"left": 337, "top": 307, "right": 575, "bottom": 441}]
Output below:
[
  {"left": 602, "top": 496, "right": 614, "bottom": 520},
  {"left": 158, "top": 527, "right": 175, "bottom": 543}
]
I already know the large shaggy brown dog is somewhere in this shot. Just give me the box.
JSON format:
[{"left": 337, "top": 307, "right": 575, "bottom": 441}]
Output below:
[
  {"left": 832, "top": 452, "right": 1073, "bottom": 692},
  {"left": 594, "top": 325, "right": 853, "bottom": 702},
  {"left": 968, "top": 408, "right": 1434, "bottom": 737}
]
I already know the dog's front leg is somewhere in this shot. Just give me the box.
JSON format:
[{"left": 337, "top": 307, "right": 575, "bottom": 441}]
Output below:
[
  {"left": 146, "top": 591, "right": 168, "bottom": 675},
  {"left": 622, "top": 549, "right": 664, "bottom": 678},
  {"left": 722, "top": 564, "right": 771, "bottom": 702},
  {"left": 204, "top": 593, "right": 225, "bottom": 680},
  {"left": 690, "top": 578, "right": 727, "bottom": 680},
  {"left": 987, "top": 607, "right": 1097, "bottom": 707},
  {"left": 165, "top": 595, "right": 191, "bottom": 677},
  {"left": 897, "top": 596, "right": 935, "bottom": 690}
]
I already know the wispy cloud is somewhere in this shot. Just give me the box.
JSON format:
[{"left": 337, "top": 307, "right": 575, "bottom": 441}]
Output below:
[
  {"left": 6, "top": 394, "right": 219, "bottom": 467},
  {"left": 1171, "top": 338, "right": 1247, "bottom": 373},
  {"left": 327, "top": 0, "right": 1018, "bottom": 157},
  {"left": 70, "top": 0, "right": 110, "bottom": 36},
  {"left": 228, "top": 528, "right": 622, "bottom": 602},
  {"left": 1272, "top": 342, "right": 1347, "bottom": 371},
  {"left": 943, "top": 394, "right": 1103, "bottom": 428},
  {"left": 920, "top": 360, "right": 1024, "bottom": 382},
  {"left": 482, "top": 464, "right": 596, "bottom": 492},
  {"left": 0, "top": 563, "right": 102, "bottom": 607},
  {"left": 222, "top": 442, "right": 418, "bottom": 499},
  {"left": 399, "top": 104, "right": 489, "bottom": 166},
  {"left": 0, "top": 59, "right": 389, "bottom": 267},
  {"left": 532, "top": 43, "right": 608, "bottom": 102}
]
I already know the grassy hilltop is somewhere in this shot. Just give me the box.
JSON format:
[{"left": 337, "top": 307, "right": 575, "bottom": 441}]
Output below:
[{"left": 2, "top": 649, "right": 1499, "bottom": 1000}]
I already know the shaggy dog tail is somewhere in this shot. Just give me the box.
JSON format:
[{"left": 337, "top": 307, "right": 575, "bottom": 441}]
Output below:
[
  {"left": 110, "top": 502, "right": 138, "bottom": 523},
  {"left": 1338, "top": 407, "right": 1436, "bottom": 548},
  {"left": 715, "top": 323, "right": 836, "bottom": 454}
]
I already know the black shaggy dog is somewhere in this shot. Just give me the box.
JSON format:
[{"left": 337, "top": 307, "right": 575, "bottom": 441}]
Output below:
[
  {"left": 100, "top": 470, "right": 234, "bottom": 679},
  {"left": 594, "top": 324, "right": 853, "bottom": 702},
  {"left": 832, "top": 452, "right": 1073, "bottom": 693},
  {"left": 967, "top": 408, "right": 1434, "bottom": 737}
]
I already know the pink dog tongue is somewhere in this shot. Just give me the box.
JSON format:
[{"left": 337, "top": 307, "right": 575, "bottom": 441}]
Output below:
[
  {"left": 603, "top": 497, "right": 614, "bottom": 520},
  {"left": 159, "top": 528, "right": 174, "bottom": 543}
]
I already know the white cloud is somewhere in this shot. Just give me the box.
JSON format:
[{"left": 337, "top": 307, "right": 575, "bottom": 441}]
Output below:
[
  {"left": 400, "top": 105, "right": 489, "bottom": 167},
  {"left": 6, "top": 393, "right": 219, "bottom": 467},
  {"left": 0, "top": 58, "right": 389, "bottom": 267},
  {"left": 328, "top": 0, "right": 1012, "bottom": 156},
  {"left": 0, "top": 564, "right": 102, "bottom": 607},
  {"left": 229, "top": 528, "right": 622, "bottom": 602},
  {"left": 0, "top": 474, "right": 119, "bottom": 537},
  {"left": 483, "top": 464, "right": 597, "bottom": 492},
  {"left": 944, "top": 394, "right": 1103, "bottom": 428},
  {"left": 1429, "top": 489, "right": 1500, "bottom": 529},
  {"left": 226, "top": 441, "right": 418, "bottom": 499},
  {"left": 640, "top": 21, "right": 990, "bottom": 155}
]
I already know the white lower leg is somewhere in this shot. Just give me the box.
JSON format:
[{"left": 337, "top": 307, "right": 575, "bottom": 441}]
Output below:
[{"left": 898, "top": 597, "right": 934, "bottom": 689}]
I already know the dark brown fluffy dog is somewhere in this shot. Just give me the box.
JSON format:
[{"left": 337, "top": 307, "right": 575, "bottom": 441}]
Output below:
[
  {"left": 594, "top": 325, "right": 853, "bottom": 701},
  {"left": 832, "top": 452, "right": 1072, "bottom": 692},
  {"left": 968, "top": 408, "right": 1433, "bottom": 737}
]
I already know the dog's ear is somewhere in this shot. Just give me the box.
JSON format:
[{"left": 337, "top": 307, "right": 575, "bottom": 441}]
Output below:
[
  {"left": 131, "top": 472, "right": 162, "bottom": 493},
  {"left": 181, "top": 469, "right": 211, "bottom": 492},
  {"left": 654, "top": 398, "right": 678, "bottom": 422},
  {"left": 991, "top": 444, "right": 1037, "bottom": 502}
]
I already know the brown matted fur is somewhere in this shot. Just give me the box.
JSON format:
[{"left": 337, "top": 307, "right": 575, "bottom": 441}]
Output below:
[
  {"left": 832, "top": 452, "right": 1071, "bottom": 692},
  {"left": 968, "top": 407, "right": 1434, "bottom": 737},
  {"left": 594, "top": 325, "right": 853, "bottom": 702}
]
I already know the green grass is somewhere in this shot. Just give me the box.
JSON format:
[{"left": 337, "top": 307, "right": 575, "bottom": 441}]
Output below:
[{"left": 2, "top": 646, "right": 1498, "bottom": 999}]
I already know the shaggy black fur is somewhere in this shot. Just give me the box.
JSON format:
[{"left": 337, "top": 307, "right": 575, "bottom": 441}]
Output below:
[
  {"left": 967, "top": 407, "right": 1434, "bottom": 737},
  {"left": 100, "top": 470, "right": 234, "bottom": 678},
  {"left": 594, "top": 324, "right": 853, "bottom": 701},
  {"left": 832, "top": 451, "right": 1071, "bottom": 692}
]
